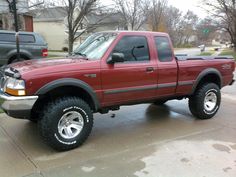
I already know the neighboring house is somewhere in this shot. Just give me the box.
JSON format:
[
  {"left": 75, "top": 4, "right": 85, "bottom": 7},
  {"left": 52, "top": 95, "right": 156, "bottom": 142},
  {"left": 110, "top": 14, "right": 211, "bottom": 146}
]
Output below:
[
  {"left": 0, "top": 0, "right": 33, "bottom": 31},
  {"left": 31, "top": 7, "right": 126, "bottom": 51}
]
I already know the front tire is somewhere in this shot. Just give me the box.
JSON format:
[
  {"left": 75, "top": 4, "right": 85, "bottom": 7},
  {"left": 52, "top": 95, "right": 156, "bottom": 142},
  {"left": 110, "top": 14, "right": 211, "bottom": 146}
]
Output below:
[
  {"left": 189, "top": 83, "right": 221, "bottom": 119},
  {"left": 38, "top": 97, "right": 93, "bottom": 151}
]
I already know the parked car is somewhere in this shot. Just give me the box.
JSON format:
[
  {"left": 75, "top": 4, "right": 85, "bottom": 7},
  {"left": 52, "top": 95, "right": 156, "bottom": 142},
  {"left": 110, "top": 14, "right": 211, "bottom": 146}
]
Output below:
[
  {"left": 214, "top": 46, "right": 221, "bottom": 51},
  {"left": 198, "top": 44, "right": 206, "bottom": 52},
  {"left": 0, "top": 30, "right": 48, "bottom": 65},
  {"left": 0, "top": 31, "right": 235, "bottom": 151}
]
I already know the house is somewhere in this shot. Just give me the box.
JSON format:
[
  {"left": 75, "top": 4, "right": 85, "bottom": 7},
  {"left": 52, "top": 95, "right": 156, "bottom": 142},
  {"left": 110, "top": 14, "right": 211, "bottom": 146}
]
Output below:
[
  {"left": 0, "top": 0, "right": 33, "bottom": 31},
  {"left": 31, "top": 7, "right": 126, "bottom": 51}
]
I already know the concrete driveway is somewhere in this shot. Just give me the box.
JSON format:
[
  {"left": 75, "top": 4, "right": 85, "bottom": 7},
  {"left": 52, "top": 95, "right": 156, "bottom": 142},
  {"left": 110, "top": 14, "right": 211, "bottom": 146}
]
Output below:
[{"left": 0, "top": 83, "right": 236, "bottom": 177}]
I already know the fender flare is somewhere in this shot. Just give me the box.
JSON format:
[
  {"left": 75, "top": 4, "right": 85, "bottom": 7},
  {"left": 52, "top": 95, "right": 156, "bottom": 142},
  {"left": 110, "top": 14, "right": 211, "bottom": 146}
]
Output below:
[
  {"left": 191, "top": 68, "right": 223, "bottom": 94},
  {"left": 36, "top": 78, "right": 100, "bottom": 111}
]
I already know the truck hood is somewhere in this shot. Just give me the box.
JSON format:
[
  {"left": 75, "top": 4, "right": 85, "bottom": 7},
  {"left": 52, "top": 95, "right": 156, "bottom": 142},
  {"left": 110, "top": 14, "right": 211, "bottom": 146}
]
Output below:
[{"left": 8, "top": 57, "right": 92, "bottom": 77}]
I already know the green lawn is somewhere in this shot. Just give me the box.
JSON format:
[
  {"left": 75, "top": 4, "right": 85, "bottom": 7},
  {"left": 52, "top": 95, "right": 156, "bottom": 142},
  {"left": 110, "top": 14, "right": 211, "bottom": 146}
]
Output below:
[
  {"left": 47, "top": 55, "right": 63, "bottom": 58},
  {"left": 48, "top": 50, "right": 64, "bottom": 52},
  {"left": 219, "top": 49, "right": 236, "bottom": 60},
  {"left": 199, "top": 51, "right": 214, "bottom": 56}
]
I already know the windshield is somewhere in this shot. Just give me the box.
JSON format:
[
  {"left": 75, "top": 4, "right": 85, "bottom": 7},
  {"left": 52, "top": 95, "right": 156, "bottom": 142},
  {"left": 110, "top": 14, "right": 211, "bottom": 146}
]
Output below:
[{"left": 74, "top": 33, "right": 117, "bottom": 60}]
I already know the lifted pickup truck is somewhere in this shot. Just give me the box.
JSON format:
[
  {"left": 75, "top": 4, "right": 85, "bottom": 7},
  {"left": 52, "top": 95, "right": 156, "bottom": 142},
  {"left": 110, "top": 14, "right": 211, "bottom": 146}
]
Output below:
[{"left": 0, "top": 31, "right": 235, "bottom": 151}]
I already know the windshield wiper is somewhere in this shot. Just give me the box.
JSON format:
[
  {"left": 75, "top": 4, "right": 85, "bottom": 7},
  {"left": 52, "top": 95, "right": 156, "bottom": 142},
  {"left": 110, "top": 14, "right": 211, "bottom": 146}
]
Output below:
[{"left": 74, "top": 52, "right": 87, "bottom": 57}]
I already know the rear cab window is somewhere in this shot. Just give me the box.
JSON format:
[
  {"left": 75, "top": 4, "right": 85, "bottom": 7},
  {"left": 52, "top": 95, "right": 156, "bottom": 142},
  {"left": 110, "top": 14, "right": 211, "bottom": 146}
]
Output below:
[
  {"left": 154, "top": 36, "right": 173, "bottom": 62},
  {"left": 112, "top": 35, "right": 150, "bottom": 62}
]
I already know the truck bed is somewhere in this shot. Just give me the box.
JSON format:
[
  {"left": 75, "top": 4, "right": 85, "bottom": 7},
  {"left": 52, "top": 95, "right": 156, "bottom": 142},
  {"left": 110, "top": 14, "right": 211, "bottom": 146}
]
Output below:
[{"left": 176, "top": 55, "right": 235, "bottom": 95}]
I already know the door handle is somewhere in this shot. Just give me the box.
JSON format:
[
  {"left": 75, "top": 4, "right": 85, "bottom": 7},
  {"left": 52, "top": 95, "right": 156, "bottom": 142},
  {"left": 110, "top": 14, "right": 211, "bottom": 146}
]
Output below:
[{"left": 146, "top": 67, "right": 154, "bottom": 72}]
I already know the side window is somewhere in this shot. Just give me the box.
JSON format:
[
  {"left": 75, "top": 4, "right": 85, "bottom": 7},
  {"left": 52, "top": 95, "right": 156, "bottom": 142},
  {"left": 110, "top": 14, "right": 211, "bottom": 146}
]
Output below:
[
  {"left": 19, "top": 34, "right": 35, "bottom": 43},
  {"left": 155, "top": 36, "right": 173, "bottom": 62},
  {"left": 0, "top": 33, "right": 15, "bottom": 42},
  {"left": 112, "top": 36, "right": 150, "bottom": 62},
  {"left": 0, "top": 33, "right": 35, "bottom": 43}
]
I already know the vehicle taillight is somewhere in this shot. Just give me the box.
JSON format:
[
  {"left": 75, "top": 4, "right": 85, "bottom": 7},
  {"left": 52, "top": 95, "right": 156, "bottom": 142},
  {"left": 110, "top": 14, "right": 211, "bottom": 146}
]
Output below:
[{"left": 42, "top": 48, "right": 48, "bottom": 57}]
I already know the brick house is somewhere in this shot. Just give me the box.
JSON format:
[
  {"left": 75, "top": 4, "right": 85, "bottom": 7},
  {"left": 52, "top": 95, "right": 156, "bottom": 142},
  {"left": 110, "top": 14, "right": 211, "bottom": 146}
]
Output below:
[{"left": 0, "top": 0, "right": 33, "bottom": 31}]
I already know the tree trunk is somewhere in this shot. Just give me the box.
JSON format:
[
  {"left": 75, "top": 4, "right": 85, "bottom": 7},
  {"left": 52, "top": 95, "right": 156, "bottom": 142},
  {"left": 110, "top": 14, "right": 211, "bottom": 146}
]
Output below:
[
  {"left": 68, "top": 33, "right": 74, "bottom": 54},
  {"left": 233, "top": 42, "right": 236, "bottom": 52}
]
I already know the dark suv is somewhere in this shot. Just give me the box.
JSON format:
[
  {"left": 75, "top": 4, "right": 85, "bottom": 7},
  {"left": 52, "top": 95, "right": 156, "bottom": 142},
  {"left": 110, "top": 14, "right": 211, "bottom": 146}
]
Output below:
[{"left": 0, "top": 30, "right": 48, "bottom": 65}]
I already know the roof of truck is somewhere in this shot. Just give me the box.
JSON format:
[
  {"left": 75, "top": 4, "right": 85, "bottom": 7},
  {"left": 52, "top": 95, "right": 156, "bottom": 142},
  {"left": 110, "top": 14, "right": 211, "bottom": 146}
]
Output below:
[{"left": 99, "top": 31, "right": 169, "bottom": 36}]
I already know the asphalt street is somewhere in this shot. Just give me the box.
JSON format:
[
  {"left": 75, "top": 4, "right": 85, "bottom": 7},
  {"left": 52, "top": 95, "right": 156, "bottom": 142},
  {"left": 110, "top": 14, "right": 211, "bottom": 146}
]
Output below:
[
  {"left": 174, "top": 47, "right": 215, "bottom": 56},
  {"left": 0, "top": 55, "right": 235, "bottom": 177}
]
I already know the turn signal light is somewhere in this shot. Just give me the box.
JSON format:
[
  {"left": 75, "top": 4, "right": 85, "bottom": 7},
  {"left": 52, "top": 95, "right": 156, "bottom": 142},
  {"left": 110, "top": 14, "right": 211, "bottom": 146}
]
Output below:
[{"left": 6, "top": 88, "right": 26, "bottom": 96}]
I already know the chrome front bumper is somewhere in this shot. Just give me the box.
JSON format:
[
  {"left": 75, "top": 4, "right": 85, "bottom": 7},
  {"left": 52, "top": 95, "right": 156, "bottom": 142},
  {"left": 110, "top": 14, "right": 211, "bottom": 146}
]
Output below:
[{"left": 0, "top": 90, "right": 38, "bottom": 119}]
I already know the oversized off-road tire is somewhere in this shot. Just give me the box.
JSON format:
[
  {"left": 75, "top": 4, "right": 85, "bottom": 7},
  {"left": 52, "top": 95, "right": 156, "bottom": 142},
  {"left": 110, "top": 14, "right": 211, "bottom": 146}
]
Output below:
[
  {"left": 153, "top": 99, "right": 167, "bottom": 105},
  {"left": 38, "top": 97, "right": 93, "bottom": 151},
  {"left": 189, "top": 83, "right": 221, "bottom": 119}
]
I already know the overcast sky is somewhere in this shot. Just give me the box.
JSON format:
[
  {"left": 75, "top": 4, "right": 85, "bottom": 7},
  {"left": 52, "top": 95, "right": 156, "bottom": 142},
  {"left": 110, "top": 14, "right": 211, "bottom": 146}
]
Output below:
[
  {"left": 103, "top": 0, "right": 208, "bottom": 19},
  {"left": 168, "top": 0, "right": 207, "bottom": 18}
]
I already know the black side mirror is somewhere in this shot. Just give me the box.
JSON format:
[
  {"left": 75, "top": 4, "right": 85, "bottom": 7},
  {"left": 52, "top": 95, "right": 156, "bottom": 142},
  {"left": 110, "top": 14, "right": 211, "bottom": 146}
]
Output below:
[{"left": 107, "top": 53, "right": 125, "bottom": 64}]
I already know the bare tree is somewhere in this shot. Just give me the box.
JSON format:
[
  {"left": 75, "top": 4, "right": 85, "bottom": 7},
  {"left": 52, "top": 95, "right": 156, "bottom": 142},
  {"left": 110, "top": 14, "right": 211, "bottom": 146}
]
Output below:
[
  {"left": 164, "top": 6, "right": 182, "bottom": 46},
  {"left": 57, "top": 0, "right": 98, "bottom": 53},
  {"left": 31, "top": 0, "right": 110, "bottom": 53},
  {"left": 113, "top": 0, "right": 149, "bottom": 30},
  {"left": 148, "top": 0, "right": 167, "bottom": 31},
  {"left": 203, "top": 0, "right": 236, "bottom": 51}
]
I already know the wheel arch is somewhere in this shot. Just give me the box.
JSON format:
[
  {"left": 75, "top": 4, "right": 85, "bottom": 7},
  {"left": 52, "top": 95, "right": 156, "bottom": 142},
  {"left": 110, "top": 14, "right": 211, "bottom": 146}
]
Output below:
[
  {"left": 35, "top": 78, "right": 100, "bottom": 112},
  {"left": 191, "top": 68, "right": 222, "bottom": 94},
  {"left": 8, "top": 52, "right": 31, "bottom": 64}
]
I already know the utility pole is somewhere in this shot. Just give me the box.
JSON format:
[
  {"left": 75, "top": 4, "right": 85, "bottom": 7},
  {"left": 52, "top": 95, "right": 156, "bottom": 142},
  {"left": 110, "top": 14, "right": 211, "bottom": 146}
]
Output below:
[{"left": 9, "top": 0, "right": 20, "bottom": 61}]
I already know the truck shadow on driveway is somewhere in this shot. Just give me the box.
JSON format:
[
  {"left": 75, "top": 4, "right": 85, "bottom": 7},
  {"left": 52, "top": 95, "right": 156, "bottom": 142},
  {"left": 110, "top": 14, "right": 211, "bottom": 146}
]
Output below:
[{"left": 0, "top": 102, "right": 194, "bottom": 154}]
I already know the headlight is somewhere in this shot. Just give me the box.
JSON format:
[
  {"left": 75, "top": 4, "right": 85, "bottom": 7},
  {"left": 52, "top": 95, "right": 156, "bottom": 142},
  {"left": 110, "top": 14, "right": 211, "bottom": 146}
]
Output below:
[{"left": 4, "top": 77, "right": 26, "bottom": 96}]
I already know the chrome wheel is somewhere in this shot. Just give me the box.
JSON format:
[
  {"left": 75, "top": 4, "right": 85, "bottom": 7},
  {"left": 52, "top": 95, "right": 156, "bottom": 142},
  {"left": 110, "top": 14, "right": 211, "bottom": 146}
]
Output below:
[
  {"left": 204, "top": 91, "right": 217, "bottom": 112},
  {"left": 58, "top": 111, "right": 84, "bottom": 139}
]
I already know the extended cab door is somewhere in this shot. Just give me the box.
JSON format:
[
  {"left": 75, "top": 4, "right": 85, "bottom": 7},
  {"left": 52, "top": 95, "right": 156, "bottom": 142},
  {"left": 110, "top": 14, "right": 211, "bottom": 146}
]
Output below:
[
  {"left": 154, "top": 36, "right": 178, "bottom": 96},
  {"left": 101, "top": 34, "right": 158, "bottom": 107}
]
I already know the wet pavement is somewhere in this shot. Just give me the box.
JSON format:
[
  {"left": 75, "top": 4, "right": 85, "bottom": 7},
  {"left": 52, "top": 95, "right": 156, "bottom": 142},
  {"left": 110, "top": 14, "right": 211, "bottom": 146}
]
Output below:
[{"left": 0, "top": 75, "right": 236, "bottom": 177}]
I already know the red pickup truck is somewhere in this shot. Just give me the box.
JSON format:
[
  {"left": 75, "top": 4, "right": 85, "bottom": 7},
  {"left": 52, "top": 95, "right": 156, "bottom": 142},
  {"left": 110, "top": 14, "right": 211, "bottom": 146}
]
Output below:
[{"left": 0, "top": 31, "right": 235, "bottom": 151}]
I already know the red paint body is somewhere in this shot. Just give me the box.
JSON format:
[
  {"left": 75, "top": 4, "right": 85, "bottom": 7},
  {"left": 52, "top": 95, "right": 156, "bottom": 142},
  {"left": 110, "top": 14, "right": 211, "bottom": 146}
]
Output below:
[{"left": 10, "top": 31, "right": 235, "bottom": 108}]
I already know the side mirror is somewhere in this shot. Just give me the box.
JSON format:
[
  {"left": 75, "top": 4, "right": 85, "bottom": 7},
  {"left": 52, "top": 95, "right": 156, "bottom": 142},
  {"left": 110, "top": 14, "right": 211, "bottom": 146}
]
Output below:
[{"left": 107, "top": 53, "right": 125, "bottom": 64}]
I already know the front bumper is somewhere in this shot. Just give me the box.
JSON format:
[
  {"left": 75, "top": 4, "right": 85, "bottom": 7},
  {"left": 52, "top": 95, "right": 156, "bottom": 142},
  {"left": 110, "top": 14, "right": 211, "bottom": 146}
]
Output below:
[{"left": 0, "top": 90, "right": 38, "bottom": 119}]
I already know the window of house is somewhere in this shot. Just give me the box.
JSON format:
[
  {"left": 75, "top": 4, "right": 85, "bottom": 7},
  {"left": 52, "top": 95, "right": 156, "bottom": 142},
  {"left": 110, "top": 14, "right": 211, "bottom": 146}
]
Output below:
[
  {"left": 112, "top": 36, "right": 150, "bottom": 62},
  {"left": 155, "top": 36, "right": 173, "bottom": 62}
]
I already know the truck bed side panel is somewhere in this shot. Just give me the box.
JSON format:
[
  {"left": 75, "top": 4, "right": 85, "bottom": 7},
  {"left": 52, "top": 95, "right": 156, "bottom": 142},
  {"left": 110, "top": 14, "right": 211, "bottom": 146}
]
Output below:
[{"left": 176, "top": 59, "right": 235, "bottom": 95}]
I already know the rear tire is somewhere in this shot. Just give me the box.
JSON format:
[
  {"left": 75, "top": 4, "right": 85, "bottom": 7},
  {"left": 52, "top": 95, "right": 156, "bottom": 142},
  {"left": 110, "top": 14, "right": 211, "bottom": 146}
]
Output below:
[
  {"left": 38, "top": 97, "right": 93, "bottom": 151},
  {"left": 189, "top": 83, "right": 221, "bottom": 119}
]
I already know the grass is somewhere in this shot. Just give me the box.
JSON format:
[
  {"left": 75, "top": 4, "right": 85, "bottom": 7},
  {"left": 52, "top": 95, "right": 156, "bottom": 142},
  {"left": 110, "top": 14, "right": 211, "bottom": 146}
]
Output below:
[
  {"left": 219, "top": 49, "right": 236, "bottom": 60},
  {"left": 47, "top": 55, "right": 64, "bottom": 58},
  {"left": 48, "top": 50, "right": 64, "bottom": 52},
  {"left": 199, "top": 51, "right": 215, "bottom": 56},
  {"left": 0, "top": 100, "right": 4, "bottom": 113}
]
